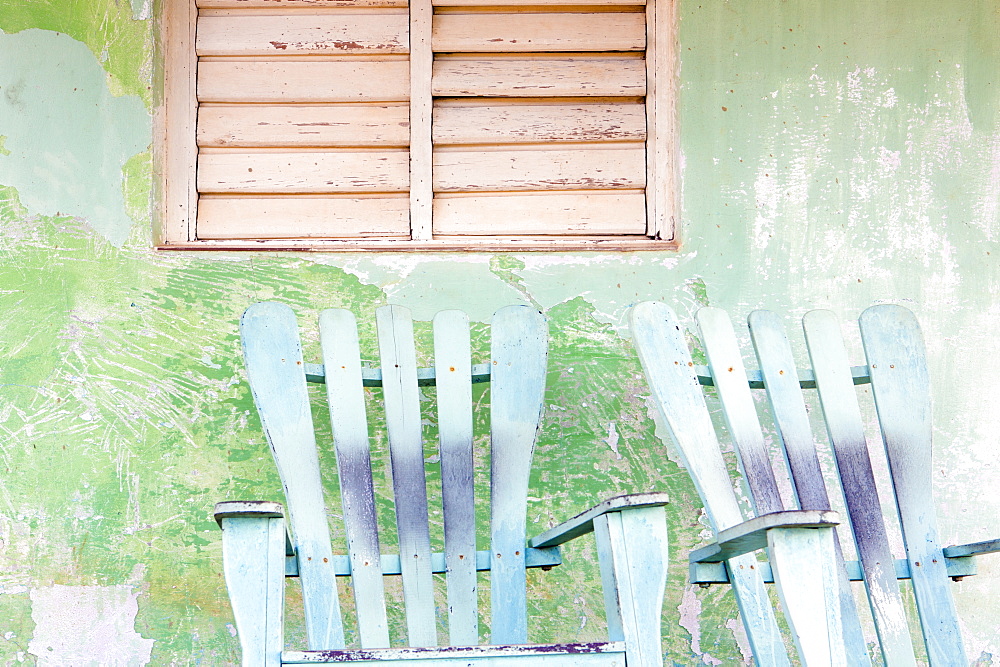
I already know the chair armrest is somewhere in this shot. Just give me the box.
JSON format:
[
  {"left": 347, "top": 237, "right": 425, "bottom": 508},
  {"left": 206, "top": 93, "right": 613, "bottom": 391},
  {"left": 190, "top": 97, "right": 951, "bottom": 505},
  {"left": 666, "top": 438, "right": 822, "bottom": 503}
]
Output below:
[
  {"left": 528, "top": 492, "right": 669, "bottom": 549},
  {"left": 689, "top": 509, "right": 840, "bottom": 564},
  {"left": 214, "top": 501, "right": 293, "bottom": 557},
  {"left": 943, "top": 538, "right": 1000, "bottom": 559},
  {"left": 213, "top": 500, "right": 288, "bottom": 664},
  {"left": 214, "top": 500, "right": 284, "bottom": 525}
]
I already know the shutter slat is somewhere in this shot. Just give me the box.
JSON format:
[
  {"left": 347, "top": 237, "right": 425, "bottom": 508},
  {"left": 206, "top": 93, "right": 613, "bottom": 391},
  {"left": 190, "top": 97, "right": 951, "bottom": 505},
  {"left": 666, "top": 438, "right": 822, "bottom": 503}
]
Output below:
[
  {"left": 198, "top": 105, "right": 409, "bottom": 148},
  {"left": 198, "top": 151, "right": 410, "bottom": 193},
  {"left": 197, "top": 197, "right": 410, "bottom": 238},
  {"left": 198, "top": 61, "right": 410, "bottom": 103},
  {"left": 433, "top": 103, "right": 644, "bottom": 145},
  {"left": 433, "top": 59, "right": 645, "bottom": 97},
  {"left": 433, "top": 13, "right": 644, "bottom": 53},
  {"left": 197, "top": 14, "right": 408, "bottom": 56},
  {"left": 434, "top": 192, "right": 645, "bottom": 235},
  {"left": 434, "top": 147, "right": 645, "bottom": 192}
]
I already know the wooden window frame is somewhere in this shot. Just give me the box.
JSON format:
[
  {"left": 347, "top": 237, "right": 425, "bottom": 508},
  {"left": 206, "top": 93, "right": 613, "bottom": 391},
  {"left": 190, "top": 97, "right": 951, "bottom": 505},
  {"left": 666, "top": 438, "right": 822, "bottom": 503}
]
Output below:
[{"left": 154, "top": 0, "right": 679, "bottom": 251}]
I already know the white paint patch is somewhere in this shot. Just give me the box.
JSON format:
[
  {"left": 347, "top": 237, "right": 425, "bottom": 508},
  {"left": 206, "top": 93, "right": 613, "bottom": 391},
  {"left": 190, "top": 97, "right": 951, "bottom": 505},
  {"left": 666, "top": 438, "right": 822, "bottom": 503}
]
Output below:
[
  {"left": 28, "top": 584, "right": 154, "bottom": 666},
  {"left": 603, "top": 422, "right": 621, "bottom": 459},
  {"left": 724, "top": 618, "right": 753, "bottom": 664},
  {"left": 131, "top": 0, "right": 152, "bottom": 21}
]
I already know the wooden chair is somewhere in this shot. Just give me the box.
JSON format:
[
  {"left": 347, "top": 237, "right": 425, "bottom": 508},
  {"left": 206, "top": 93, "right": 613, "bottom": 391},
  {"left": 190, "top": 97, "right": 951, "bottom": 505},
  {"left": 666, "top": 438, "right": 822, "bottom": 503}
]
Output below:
[
  {"left": 215, "top": 302, "right": 669, "bottom": 666},
  {"left": 630, "top": 302, "right": 1000, "bottom": 666}
]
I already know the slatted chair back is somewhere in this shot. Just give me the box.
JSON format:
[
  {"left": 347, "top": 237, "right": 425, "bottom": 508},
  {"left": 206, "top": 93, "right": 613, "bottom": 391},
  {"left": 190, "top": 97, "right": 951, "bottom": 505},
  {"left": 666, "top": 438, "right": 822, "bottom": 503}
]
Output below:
[
  {"left": 217, "top": 301, "right": 671, "bottom": 666},
  {"left": 631, "top": 302, "right": 997, "bottom": 666}
]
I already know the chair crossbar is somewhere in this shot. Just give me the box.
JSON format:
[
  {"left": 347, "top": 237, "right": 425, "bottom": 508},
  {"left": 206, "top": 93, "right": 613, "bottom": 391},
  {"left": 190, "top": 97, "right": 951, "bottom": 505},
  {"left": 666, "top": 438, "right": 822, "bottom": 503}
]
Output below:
[
  {"left": 304, "top": 363, "right": 493, "bottom": 387},
  {"left": 690, "top": 554, "right": 979, "bottom": 586},
  {"left": 693, "top": 364, "right": 872, "bottom": 389},
  {"left": 284, "top": 548, "right": 563, "bottom": 577}
]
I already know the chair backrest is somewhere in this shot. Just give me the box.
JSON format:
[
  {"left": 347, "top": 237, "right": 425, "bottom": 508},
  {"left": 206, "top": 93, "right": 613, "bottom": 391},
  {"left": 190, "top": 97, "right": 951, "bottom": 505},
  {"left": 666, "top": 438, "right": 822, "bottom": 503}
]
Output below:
[
  {"left": 239, "top": 301, "right": 548, "bottom": 650},
  {"left": 631, "top": 302, "right": 963, "bottom": 665}
]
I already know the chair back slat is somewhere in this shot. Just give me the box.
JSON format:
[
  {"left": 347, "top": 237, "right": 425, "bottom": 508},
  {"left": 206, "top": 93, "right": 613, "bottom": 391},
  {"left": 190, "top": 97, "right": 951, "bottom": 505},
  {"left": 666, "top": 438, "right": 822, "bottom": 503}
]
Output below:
[
  {"left": 488, "top": 306, "right": 548, "bottom": 646},
  {"left": 803, "top": 309, "right": 917, "bottom": 666},
  {"left": 376, "top": 305, "right": 438, "bottom": 647},
  {"left": 747, "top": 310, "right": 832, "bottom": 511},
  {"left": 696, "top": 308, "right": 783, "bottom": 514},
  {"left": 748, "top": 310, "right": 871, "bottom": 665},
  {"left": 432, "top": 310, "right": 479, "bottom": 646},
  {"left": 859, "top": 305, "right": 964, "bottom": 661},
  {"left": 628, "top": 302, "right": 789, "bottom": 666},
  {"left": 699, "top": 308, "right": 853, "bottom": 663},
  {"left": 240, "top": 302, "right": 346, "bottom": 649},
  {"left": 320, "top": 308, "right": 390, "bottom": 648}
]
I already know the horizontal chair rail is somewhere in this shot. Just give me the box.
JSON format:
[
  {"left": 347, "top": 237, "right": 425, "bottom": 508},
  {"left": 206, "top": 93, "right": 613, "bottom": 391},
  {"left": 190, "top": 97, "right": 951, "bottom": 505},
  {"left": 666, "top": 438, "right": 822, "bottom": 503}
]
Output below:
[
  {"left": 693, "top": 364, "right": 872, "bottom": 389},
  {"left": 690, "top": 554, "right": 979, "bottom": 586},
  {"left": 286, "top": 547, "right": 562, "bottom": 577},
  {"left": 304, "top": 361, "right": 872, "bottom": 390},
  {"left": 304, "top": 362, "right": 492, "bottom": 387}
]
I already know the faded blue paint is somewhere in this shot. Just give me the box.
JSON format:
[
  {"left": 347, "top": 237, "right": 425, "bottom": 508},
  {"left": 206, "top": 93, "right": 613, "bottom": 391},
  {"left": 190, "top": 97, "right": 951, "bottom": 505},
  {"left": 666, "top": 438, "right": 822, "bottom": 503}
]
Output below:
[{"left": 0, "top": 29, "right": 149, "bottom": 247}]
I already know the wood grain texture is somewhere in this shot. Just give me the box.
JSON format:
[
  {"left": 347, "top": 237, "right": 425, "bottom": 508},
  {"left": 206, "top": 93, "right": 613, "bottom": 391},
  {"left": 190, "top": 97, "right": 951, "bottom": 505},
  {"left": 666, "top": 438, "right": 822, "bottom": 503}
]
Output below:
[
  {"left": 432, "top": 104, "right": 645, "bottom": 145},
  {"left": 376, "top": 306, "right": 438, "bottom": 647},
  {"left": 435, "top": 0, "right": 641, "bottom": 5},
  {"left": 240, "top": 302, "right": 345, "bottom": 649},
  {"left": 803, "top": 309, "right": 917, "bottom": 666},
  {"left": 409, "top": 0, "right": 434, "bottom": 240},
  {"left": 859, "top": 304, "right": 964, "bottom": 662},
  {"left": 433, "top": 147, "right": 645, "bottom": 192},
  {"left": 529, "top": 493, "right": 669, "bottom": 548},
  {"left": 197, "top": 14, "right": 408, "bottom": 56},
  {"left": 320, "top": 309, "right": 391, "bottom": 648},
  {"left": 432, "top": 59, "right": 645, "bottom": 97},
  {"left": 594, "top": 507, "right": 668, "bottom": 667},
  {"left": 695, "top": 307, "right": 783, "bottom": 515},
  {"left": 747, "top": 309, "right": 871, "bottom": 665},
  {"left": 433, "top": 192, "right": 645, "bottom": 235},
  {"left": 197, "top": 104, "right": 410, "bottom": 148},
  {"left": 767, "top": 526, "right": 846, "bottom": 665},
  {"left": 197, "top": 196, "right": 410, "bottom": 238},
  {"left": 197, "top": 151, "right": 409, "bottom": 193},
  {"left": 198, "top": 60, "right": 409, "bottom": 103},
  {"left": 199, "top": 0, "right": 406, "bottom": 7},
  {"left": 628, "top": 302, "right": 790, "bottom": 665},
  {"left": 157, "top": 0, "right": 199, "bottom": 243},
  {"left": 219, "top": 515, "right": 286, "bottom": 666},
  {"left": 747, "top": 310, "right": 831, "bottom": 511},
  {"left": 489, "top": 306, "right": 548, "bottom": 645},
  {"left": 433, "top": 311, "right": 478, "bottom": 646},
  {"left": 432, "top": 13, "right": 645, "bottom": 52},
  {"left": 643, "top": 0, "right": 677, "bottom": 239}
]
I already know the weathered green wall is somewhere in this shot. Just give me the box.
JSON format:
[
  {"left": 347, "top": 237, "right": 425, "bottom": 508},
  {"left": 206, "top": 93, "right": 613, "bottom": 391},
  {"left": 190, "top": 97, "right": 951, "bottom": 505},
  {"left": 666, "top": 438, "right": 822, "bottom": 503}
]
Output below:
[{"left": 1, "top": 0, "right": 998, "bottom": 663}]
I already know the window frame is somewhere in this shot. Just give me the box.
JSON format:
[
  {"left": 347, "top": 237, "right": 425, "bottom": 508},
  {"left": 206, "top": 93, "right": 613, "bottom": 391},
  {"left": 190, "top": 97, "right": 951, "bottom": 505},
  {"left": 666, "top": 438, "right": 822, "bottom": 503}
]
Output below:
[{"left": 154, "top": 0, "right": 679, "bottom": 251}]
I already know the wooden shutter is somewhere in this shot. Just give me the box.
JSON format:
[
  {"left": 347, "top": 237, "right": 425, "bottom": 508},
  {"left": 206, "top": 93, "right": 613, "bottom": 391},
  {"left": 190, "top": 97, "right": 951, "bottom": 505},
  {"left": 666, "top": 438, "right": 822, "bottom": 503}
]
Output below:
[
  {"left": 193, "top": 0, "right": 412, "bottom": 240},
  {"left": 157, "top": 0, "right": 676, "bottom": 247},
  {"left": 430, "top": 2, "right": 649, "bottom": 237}
]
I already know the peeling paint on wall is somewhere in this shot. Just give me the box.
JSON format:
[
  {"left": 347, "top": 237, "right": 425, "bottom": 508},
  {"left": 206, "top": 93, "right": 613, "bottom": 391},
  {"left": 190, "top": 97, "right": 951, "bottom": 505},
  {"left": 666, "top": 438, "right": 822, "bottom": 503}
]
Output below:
[
  {"left": 0, "top": 0, "right": 997, "bottom": 662},
  {"left": 0, "top": 29, "right": 149, "bottom": 247}
]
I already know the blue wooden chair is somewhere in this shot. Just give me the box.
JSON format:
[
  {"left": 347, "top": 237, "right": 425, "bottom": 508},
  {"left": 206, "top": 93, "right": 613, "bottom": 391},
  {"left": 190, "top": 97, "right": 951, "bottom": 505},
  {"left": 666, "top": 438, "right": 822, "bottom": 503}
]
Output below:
[
  {"left": 630, "top": 302, "right": 1000, "bottom": 666},
  {"left": 215, "top": 302, "right": 669, "bottom": 666}
]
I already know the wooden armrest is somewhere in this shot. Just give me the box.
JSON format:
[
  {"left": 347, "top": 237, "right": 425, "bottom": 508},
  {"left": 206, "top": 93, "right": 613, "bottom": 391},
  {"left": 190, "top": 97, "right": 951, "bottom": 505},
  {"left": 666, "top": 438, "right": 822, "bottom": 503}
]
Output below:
[
  {"left": 214, "top": 500, "right": 293, "bottom": 558},
  {"left": 943, "top": 538, "right": 1000, "bottom": 559},
  {"left": 529, "top": 492, "right": 670, "bottom": 549},
  {"left": 214, "top": 500, "right": 284, "bottom": 526},
  {"left": 690, "top": 510, "right": 841, "bottom": 564}
]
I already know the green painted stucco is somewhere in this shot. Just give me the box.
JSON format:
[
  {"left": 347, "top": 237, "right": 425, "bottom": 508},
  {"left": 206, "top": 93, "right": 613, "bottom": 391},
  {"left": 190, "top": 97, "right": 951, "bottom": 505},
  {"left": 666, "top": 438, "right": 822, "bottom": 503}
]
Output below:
[{"left": 0, "top": 0, "right": 998, "bottom": 663}]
